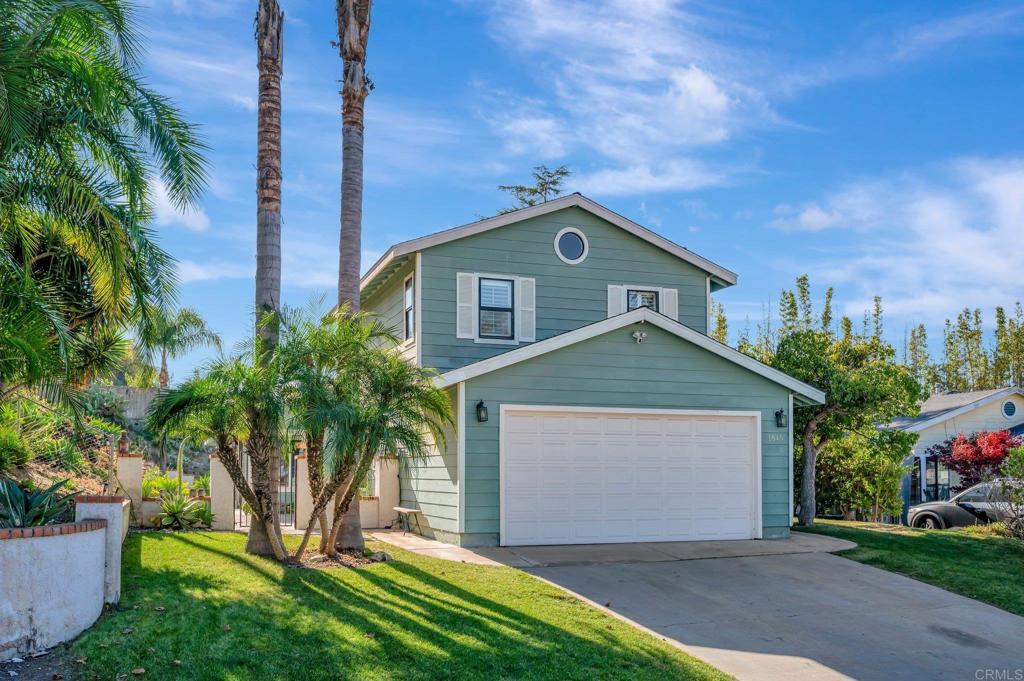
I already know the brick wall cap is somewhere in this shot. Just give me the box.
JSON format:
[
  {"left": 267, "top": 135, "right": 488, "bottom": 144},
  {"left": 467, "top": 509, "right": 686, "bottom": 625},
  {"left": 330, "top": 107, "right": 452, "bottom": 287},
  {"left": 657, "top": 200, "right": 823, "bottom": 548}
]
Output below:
[
  {"left": 0, "top": 519, "right": 107, "bottom": 540},
  {"left": 75, "top": 495, "right": 126, "bottom": 504}
]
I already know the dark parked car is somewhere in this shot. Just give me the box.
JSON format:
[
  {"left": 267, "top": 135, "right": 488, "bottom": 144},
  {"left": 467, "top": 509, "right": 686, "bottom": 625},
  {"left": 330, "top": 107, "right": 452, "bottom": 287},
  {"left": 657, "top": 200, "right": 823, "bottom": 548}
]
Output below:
[{"left": 908, "top": 481, "right": 1013, "bottom": 529}]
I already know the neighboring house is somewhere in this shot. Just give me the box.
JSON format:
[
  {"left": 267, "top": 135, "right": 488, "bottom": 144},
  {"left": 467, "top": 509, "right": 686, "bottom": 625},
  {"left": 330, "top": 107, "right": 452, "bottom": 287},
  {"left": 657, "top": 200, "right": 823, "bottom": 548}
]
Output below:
[
  {"left": 361, "top": 193, "right": 825, "bottom": 547},
  {"left": 890, "top": 387, "right": 1024, "bottom": 511}
]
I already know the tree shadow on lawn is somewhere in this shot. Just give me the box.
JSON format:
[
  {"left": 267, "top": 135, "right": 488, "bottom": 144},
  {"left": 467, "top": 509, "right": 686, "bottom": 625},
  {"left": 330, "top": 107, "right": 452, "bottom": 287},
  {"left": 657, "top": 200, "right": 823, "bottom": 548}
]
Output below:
[{"left": 73, "top": 532, "right": 721, "bottom": 681}]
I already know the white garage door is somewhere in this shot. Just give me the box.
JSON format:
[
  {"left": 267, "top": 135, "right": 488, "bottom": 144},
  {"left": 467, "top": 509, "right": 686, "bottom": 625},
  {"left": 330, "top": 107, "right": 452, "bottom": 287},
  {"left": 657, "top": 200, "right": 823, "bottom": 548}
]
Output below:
[{"left": 501, "top": 406, "right": 761, "bottom": 546}]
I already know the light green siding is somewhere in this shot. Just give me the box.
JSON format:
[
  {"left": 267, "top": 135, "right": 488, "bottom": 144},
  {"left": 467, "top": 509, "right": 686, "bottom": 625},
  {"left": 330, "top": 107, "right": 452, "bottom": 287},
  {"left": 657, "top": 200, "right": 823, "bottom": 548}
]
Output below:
[
  {"left": 420, "top": 206, "right": 710, "bottom": 373},
  {"left": 458, "top": 322, "right": 792, "bottom": 547},
  {"left": 398, "top": 387, "right": 459, "bottom": 537},
  {"left": 363, "top": 258, "right": 415, "bottom": 362}
]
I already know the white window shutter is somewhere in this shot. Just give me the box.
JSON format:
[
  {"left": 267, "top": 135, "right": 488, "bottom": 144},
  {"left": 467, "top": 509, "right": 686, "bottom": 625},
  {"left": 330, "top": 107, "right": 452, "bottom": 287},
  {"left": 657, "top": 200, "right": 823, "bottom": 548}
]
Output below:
[
  {"left": 661, "top": 287, "right": 678, "bottom": 320},
  {"left": 518, "top": 277, "right": 536, "bottom": 342},
  {"left": 607, "top": 285, "right": 624, "bottom": 317},
  {"left": 456, "top": 273, "right": 475, "bottom": 338}
]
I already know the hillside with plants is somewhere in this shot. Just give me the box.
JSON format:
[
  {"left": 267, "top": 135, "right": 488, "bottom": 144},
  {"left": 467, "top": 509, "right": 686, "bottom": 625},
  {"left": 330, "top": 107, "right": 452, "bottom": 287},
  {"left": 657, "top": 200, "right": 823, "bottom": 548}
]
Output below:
[{"left": 0, "top": 0, "right": 209, "bottom": 522}]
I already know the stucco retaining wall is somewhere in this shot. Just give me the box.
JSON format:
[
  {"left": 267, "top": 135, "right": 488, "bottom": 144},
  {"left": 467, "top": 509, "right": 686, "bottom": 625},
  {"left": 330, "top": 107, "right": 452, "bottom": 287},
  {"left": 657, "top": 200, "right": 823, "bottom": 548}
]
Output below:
[
  {"left": 0, "top": 521, "right": 106, "bottom": 660},
  {"left": 1, "top": 496, "right": 129, "bottom": 661}
]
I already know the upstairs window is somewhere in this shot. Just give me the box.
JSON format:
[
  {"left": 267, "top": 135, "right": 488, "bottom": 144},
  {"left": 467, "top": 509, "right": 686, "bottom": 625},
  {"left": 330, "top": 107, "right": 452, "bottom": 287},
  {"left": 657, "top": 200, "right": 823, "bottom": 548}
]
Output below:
[
  {"left": 403, "top": 275, "right": 415, "bottom": 341},
  {"left": 608, "top": 284, "right": 677, "bottom": 320},
  {"left": 554, "top": 227, "right": 588, "bottom": 264},
  {"left": 456, "top": 273, "right": 535, "bottom": 344},
  {"left": 479, "top": 278, "right": 514, "bottom": 340},
  {"left": 627, "top": 289, "right": 659, "bottom": 311}
]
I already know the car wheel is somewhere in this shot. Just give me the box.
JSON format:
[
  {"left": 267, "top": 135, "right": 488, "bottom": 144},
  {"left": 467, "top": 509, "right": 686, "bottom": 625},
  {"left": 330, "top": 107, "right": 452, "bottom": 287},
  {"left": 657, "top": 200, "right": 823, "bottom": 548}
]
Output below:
[{"left": 917, "top": 516, "right": 941, "bottom": 530}]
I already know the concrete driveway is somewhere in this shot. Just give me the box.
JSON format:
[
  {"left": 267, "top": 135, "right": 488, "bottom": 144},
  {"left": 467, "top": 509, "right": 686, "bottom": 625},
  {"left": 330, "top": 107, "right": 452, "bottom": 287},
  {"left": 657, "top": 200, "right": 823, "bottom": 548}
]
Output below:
[{"left": 528, "top": 551, "right": 1024, "bottom": 681}]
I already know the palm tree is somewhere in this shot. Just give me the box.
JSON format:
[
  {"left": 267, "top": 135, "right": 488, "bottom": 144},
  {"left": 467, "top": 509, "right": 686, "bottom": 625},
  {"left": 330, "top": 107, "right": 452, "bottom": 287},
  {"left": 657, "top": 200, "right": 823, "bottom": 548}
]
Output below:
[
  {"left": 253, "top": 0, "right": 285, "bottom": 557},
  {"left": 279, "top": 302, "right": 392, "bottom": 554},
  {"left": 0, "top": 0, "right": 207, "bottom": 406},
  {"left": 147, "top": 351, "right": 290, "bottom": 562},
  {"left": 255, "top": 0, "right": 284, "bottom": 348},
  {"left": 141, "top": 307, "right": 221, "bottom": 390},
  {"left": 293, "top": 324, "right": 451, "bottom": 562},
  {"left": 335, "top": 0, "right": 373, "bottom": 551}
]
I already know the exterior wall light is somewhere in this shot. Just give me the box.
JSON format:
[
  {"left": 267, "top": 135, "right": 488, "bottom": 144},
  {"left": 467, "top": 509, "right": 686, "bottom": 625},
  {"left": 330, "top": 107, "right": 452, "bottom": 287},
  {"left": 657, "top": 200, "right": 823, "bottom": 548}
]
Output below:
[
  {"left": 775, "top": 409, "right": 787, "bottom": 429},
  {"left": 476, "top": 400, "right": 489, "bottom": 422}
]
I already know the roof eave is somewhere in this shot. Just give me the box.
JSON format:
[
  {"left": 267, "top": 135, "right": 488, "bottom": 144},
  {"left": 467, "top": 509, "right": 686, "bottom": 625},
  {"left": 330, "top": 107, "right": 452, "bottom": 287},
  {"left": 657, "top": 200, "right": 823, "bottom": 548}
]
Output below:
[
  {"left": 359, "top": 193, "right": 738, "bottom": 292},
  {"left": 436, "top": 308, "right": 825, "bottom": 405}
]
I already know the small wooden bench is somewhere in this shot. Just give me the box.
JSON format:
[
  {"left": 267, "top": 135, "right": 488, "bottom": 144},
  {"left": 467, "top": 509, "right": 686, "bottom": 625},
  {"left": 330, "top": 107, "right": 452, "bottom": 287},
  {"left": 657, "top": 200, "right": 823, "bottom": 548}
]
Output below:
[{"left": 393, "top": 506, "right": 423, "bottom": 534}]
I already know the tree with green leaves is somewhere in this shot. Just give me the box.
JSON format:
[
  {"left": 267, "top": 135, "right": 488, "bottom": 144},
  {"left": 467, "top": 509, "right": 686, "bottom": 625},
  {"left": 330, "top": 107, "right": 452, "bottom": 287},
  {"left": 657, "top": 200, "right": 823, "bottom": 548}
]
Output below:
[
  {"left": 752, "top": 277, "right": 925, "bottom": 526},
  {"left": 817, "top": 430, "right": 915, "bottom": 521},
  {"left": 291, "top": 316, "right": 451, "bottom": 562},
  {"left": 905, "top": 323, "right": 934, "bottom": 394},
  {"left": 139, "top": 307, "right": 221, "bottom": 390},
  {"left": 710, "top": 301, "right": 728, "bottom": 344},
  {"left": 498, "top": 165, "right": 572, "bottom": 213},
  {"left": 333, "top": 0, "right": 374, "bottom": 552},
  {"left": 0, "top": 0, "right": 207, "bottom": 406},
  {"left": 278, "top": 301, "right": 390, "bottom": 554},
  {"left": 147, "top": 340, "right": 291, "bottom": 562}
]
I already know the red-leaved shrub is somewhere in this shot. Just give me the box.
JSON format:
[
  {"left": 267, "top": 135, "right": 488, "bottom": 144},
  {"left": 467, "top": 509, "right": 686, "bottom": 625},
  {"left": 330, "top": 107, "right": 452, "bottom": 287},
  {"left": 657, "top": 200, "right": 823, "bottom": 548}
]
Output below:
[{"left": 928, "top": 430, "right": 1023, "bottom": 492}]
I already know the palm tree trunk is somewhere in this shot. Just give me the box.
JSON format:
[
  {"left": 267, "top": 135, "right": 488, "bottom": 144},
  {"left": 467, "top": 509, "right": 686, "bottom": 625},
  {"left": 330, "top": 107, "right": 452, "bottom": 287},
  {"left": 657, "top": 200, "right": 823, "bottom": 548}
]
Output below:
[
  {"left": 159, "top": 349, "right": 169, "bottom": 390},
  {"left": 334, "top": 0, "right": 372, "bottom": 552},
  {"left": 249, "top": 0, "right": 285, "bottom": 558}
]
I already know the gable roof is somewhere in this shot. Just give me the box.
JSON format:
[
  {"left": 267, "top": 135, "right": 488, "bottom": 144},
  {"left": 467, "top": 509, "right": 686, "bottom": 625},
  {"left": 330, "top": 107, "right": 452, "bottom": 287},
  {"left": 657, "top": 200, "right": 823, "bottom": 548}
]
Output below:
[
  {"left": 434, "top": 306, "right": 826, "bottom": 405},
  {"left": 361, "top": 193, "right": 737, "bottom": 298},
  {"left": 888, "top": 387, "right": 1024, "bottom": 432}
]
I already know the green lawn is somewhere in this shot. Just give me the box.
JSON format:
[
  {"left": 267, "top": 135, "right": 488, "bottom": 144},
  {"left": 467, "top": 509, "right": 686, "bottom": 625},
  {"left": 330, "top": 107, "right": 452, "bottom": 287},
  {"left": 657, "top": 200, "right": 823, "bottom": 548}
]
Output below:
[
  {"left": 799, "top": 520, "right": 1024, "bottom": 616},
  {"left": 71, "top": 532, "right": 729, "bottom": 681}
]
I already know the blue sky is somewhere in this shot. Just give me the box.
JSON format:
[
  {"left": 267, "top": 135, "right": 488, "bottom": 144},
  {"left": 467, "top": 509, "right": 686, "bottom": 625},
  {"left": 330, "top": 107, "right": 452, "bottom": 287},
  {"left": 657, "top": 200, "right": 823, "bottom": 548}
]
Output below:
[{"left": 140, "top": 0, "right": 1024, "bottom": 381}]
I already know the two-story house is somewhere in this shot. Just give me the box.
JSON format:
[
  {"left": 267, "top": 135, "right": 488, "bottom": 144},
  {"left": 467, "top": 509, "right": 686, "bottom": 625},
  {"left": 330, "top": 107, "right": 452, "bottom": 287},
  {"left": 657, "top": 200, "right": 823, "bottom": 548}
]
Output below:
[{"left": 361, "top": 193, "right": 824, "bottom": 547}]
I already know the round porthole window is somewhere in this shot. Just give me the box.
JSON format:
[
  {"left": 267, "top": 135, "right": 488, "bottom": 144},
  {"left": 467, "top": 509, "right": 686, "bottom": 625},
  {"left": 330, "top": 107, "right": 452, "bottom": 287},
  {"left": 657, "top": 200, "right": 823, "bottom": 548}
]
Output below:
[
  {"left": 1003, "top": 400, "right": 1017, "bottom": 419},
  {"left": 554, "top": 227, "right": 588, "bottom": 265}
]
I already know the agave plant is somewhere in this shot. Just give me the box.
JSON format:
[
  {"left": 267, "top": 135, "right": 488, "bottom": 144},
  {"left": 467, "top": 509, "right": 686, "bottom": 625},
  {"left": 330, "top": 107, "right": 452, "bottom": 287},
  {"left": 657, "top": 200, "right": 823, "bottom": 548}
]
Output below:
[
  {"left": 0, "top": 477, "right": 77, "bottom": 528},
  {"left": 153, "top": 492, "right": 206, "bottom": 530}
]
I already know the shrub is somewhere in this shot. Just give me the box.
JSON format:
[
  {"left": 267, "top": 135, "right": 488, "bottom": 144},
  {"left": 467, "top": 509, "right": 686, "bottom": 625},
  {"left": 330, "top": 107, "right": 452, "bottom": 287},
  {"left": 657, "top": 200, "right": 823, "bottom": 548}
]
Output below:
[
  {"left": 153, "top": 492, "right": 207, "bottom": 530},
  {"left": 192, "top": 473, "right": 210, "bottom": 495},
  {"left": 0, "top": 477, "right": 76, "bottom": 528},
  {"left": 142, "top": 467, "right": 187, "bottom": 498},
  {"left": 998, "top": 447, "right": 1024, "bottom": 541},
  {"left": 80, "top": 385, "right": 128, "bottom": 427},
  {"left": 192, "top": 503, "right": 215, "bottom": 528},
  {"left": 928, "top": 430, "right": 1023, "bottom": 492},
  {"left": 0, "top": 428, "right": 31, "bottom": 472}
]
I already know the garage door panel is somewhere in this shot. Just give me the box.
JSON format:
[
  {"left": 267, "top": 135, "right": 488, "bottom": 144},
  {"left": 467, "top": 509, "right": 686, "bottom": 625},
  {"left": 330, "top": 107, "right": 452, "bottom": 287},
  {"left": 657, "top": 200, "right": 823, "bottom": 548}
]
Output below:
[{"left": 501, "top": 408, "right": 760, "bottom": 546}]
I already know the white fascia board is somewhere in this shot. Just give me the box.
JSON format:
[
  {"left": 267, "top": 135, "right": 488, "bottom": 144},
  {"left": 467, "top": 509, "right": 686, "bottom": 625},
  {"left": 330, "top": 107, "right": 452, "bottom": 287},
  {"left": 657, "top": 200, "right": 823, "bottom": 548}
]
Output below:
[
  {"left": 360, "top": 194, "right": 738, "bottom": 291},
  {"left": 435, "top": 307, "right": 826, "bottom": 405},
  {"left": 900, "top": 387, "right": 1024, "bottom": 433}
]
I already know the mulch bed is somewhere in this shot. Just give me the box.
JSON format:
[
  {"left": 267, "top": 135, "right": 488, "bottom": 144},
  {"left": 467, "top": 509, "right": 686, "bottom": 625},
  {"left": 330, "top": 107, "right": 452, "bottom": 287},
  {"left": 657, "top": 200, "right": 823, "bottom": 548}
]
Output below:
[{"left": 293, "top": 549, "right": 385, "bottom": 569}]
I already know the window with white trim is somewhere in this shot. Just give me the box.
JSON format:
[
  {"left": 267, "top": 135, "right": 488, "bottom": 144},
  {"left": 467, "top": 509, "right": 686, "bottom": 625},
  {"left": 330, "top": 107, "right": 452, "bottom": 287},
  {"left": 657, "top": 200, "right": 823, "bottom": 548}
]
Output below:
[
  {"left": 455, "top": 272, "right": 536, "bottom": 344},
  {"left": 479, "top": 278, "right": 514, "bottom": 340},
  {"left": 403, "top": 275, "right": 415, "bottom": 342},
  {"left": 1003, "top": 400, "right": 1017, "bottom": 419},
  {"left": 627, "top": 289, "right": 659, "bottom": 311},
  {"left": 607, "top": 284, "right": 678, "bottom": 320}
]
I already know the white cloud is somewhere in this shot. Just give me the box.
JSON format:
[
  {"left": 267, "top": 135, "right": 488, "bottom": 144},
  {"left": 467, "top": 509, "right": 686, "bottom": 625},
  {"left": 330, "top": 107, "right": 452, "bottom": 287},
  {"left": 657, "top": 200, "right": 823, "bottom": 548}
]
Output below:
[
  {"left": 481, "top": 0, "right": 772, "bottom": 194},
  {"left": 770, "top": 157, "right": 1024, "bottom": 322},
  {"left": 152, "top": 180, "right": 211, "bottom": 232},
  {"left": 177, "top": 259, "right": 250, "bottom": 283},
  {"left": 575, "top": 160, "right": 724, "bottom": 196}
]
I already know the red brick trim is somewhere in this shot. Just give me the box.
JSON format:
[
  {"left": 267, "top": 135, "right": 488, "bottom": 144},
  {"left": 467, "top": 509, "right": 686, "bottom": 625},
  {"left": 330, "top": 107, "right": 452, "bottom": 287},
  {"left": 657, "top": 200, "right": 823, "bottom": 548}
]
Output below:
[
  {"left": 294, "top": 453, "right": 307, "bottom": 460},
  {"left": 0, "top": 519, "right": 107, "bottom": 540},
  {"left": 117, "top": 453, "right": 143, "bottom": 458},
  {"left": 75, "top": 495, "right": 126, "bottom": 504}
]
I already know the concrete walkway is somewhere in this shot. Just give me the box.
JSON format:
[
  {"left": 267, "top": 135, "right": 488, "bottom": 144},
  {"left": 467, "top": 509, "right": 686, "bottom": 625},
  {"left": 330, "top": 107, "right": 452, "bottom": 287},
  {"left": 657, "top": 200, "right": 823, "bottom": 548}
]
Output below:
[{"left": 368, "top": 529, "right": 854, "bottom": 567}]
